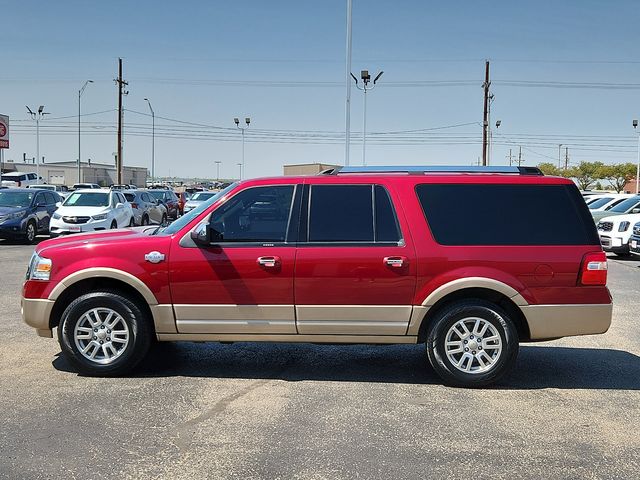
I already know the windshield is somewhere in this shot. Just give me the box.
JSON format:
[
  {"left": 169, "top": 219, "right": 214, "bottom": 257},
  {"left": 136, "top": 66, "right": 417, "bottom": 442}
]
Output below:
[
  {"left": 148, "top": 191, "right": 167, "bottom": 200},
  {"left": 0, "top": 191, "right": 33, "bottom": 208},
  {"left": 609, "top": 196, "right": 640, "bottom": 213},
  {"left": 157, "top": 183, "right": 237, "bottom": 235},
  {"left": 588, "top": 197, "right": 614, "bottom": 209},
  {"left": 191, "top": 192, "right": 216, "bottom": 201},
  {"left": 64, "top": 192, "right": 110, "bottom": 207}
]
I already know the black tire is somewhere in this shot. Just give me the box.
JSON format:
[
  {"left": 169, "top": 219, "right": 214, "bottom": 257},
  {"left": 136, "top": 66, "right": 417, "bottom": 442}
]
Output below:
[
  {"left": 57, "top": 291, "right": 153, "bottom": 376},
  {"left": 128, "top": 217, "right": 135, "bottom": 227},
  {"left": 160, "top": 214, "right": 167, "bottom": 227},
  {"left": 426, "top": 299, "right": 519, "bottom": 388},
  {"left": 110, "top": 220, "right": 117, "bottom": 229},
  {"left": 142, "top": 214, "right": 149, "bottom": 226},
  {"left": 24, "top": 220, "right": 37, "bottom": 244}
]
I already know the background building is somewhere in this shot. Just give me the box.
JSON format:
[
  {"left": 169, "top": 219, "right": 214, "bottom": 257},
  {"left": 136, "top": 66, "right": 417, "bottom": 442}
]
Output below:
[
  {"left": 1, "top": 159, "right": 147, "bottom": 186},
  {"left": 283, "top": 163, "right": 341, "bottom": 176}
]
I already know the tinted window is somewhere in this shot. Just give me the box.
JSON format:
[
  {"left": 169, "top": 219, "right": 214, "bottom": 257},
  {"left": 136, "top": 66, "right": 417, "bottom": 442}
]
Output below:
[
  {"left": 124, "top": 193, "right": 136, "bottom": 202},
  {"left": 416, "top": 183, "right": 599, "bottom": 246},
  {"left": 587, "top": 197, "right": 613, "bottom": 209},
  {"left": 44, "top": 192, "right": 57, "bottom": 205},
  {"left": 609, "top": 196, "right": 640, "bottom": 213},
  {"left": 64, "top": 192, "right": 110, "bottom": 207},
  {"left": 0, "top": 191, "right": 34, "bottom": 207},
  {"left": 209, "top": 185, "right": 294, "bottom": 243},
  {"left": 309, "top": 185, "right": 373, "bottom": 242},
  {"left": 375, "top": 185, "right": 401, "bottom": 242}
]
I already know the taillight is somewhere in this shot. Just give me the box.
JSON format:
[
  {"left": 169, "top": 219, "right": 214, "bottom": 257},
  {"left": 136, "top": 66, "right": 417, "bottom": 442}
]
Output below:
[
  {"left": 580, "top": 251, "right": 608, "bottom": 286},
  {"left": 131, "top": 202, "right": 139, "bottom": 209}
]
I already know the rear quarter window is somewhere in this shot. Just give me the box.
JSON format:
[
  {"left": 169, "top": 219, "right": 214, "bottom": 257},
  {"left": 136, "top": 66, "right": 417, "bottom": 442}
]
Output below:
[{"left": 416, "top": 183, "right": 599, "bottom": 246}]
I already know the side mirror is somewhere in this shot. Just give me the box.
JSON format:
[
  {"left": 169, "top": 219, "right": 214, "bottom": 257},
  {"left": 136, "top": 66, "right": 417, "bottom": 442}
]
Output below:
[
  {"left": 190, "top": 222, "right": 211, "bottom": 246},
  {"left": 116, "top": 202, "right": 124, "bottom": 209},
  {"left": 55, "top": 202, "right": 62, "bottom": 208},
  {"left": 632, "top": 208, "right": 640, "bottom": 214}
]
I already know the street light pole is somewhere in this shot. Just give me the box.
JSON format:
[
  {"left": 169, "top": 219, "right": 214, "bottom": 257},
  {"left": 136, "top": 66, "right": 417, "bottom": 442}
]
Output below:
[
  {"left": 344, "top": 0, "right": 353, "bottom": 167},
  {"left": 144, "top": 98, "right": 155, "bottom": 184},
  {"left": 634, "top": 120, "right": 640, "bottom": 194},
  {"left": 234, "top": 117, "right": 250, "bottom": 179},
  {"left": 26, "top": 105, "right": 48, "bottom": 181},
  {"left": 78, "top": 80, "right": 93, "bottom": 183},
  {"left": 215, "top": 160, "right": 221, "bottom": 182},
  {"left": 351, "top": 70, "right": 383, "bottom": 166},
  {"left": 237, "top": 162, "right": 243, "bottom": 181}
]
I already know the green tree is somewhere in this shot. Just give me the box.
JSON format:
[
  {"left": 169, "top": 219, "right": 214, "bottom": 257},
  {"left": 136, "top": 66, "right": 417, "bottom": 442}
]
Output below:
[
  {"left": 599, "top": 163, "right": 637, "bottom": 193},
  {"left": 537, "top": 162, "right": 560, "bottom": 176},
  {"left": 568, "top": 161, "right": 605, "bottom": 191}
]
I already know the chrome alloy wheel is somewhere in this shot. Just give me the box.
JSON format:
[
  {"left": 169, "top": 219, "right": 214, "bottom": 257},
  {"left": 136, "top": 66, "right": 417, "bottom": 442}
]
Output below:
[
  {"left": 73, "top": 308, "right": 130, "bottom": 365},
  {"left": 444, "top": 317, "right": 502, "bottom": 374}
]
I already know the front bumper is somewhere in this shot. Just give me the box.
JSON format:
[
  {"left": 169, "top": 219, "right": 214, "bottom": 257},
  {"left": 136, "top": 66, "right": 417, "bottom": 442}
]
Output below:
[
  {"left": 630, "top": 235, "right": 640, "bottom": 256},
  {"left": 599, "top": 234, "right": 629, "bottom": 253},
  {"left": 0, "top": 219, "right": 27, "bottom": 238},
  {"left": 21, "top": 297, "right": 55, "bottom": 337},
  {"left": 50, "top": 217, "right": 111, "bottom": 235},
  {"left": 521, "top": 303, "right": 613, "bottom": 340}
]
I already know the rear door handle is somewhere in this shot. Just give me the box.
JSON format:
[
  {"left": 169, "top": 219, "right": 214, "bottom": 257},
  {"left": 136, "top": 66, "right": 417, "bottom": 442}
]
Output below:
[
  {"left": 257, "top": 256, "right": 281, "bottom": 268},
  {"left": 384, "top": 256, "right": 407, "bottom": 268}
]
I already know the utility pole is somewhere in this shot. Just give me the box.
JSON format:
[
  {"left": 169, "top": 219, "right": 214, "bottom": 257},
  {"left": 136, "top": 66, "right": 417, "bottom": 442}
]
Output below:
[
  {"left": 506, "top": 148, "right": 514, "bottom": 166},
  {"left": 115, "top": 58, "right": 128, "bottom": 185},
  {"left": 558, "top": 144, "right": 563, "bottom": 169},
  {"left": 565, "top": 146, "right": 569, "bottom": 170},
  {"left": 481, "top": 60, "right": 490, "bottom": 166},
  {"left": 215, "top": 160, "right": 221, "bottom": 182},
  {"left": 518, "top": 146, "right": 523, "bottom": 166}
]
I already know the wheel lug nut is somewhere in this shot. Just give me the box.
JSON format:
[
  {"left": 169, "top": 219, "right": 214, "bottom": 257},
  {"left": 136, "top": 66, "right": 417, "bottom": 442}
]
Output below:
[
  {"left": 470, "top": 335, "right": 474, "bottom": 339},
  {"left": 93, "top": 336, "right": 97, "bottom": 340},
  {"left": 464, "top": 347, "right": 469, "bottom": 352},
  {"left": 93, "top": 329, "right": 98, "bottom": 332},
  {"left": 107, "top": 337, "right": 111, "bottom": 341},
  {"left": 107, "top": 330, "right": 111, "bottom": 333},
  {"left": 478, "top": 346, "right": 483, "bottom": 350},
  {"left": 101, "top": 325, "right": 105, "bottom": 329},
  {"left": 99, "top": 341, "right": 104, "bottom": 344},
  {"left": 464, "top": 340, "right": 468, "bottom": 344},
  {"left": 472, "top": 351, "right": 476, "bottom": 354}
]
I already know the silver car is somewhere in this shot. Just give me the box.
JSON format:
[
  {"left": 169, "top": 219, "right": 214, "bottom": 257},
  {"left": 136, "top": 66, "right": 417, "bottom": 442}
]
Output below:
[
  {"left": 183, "top": 191, "right": 218, "bottom": 214},
  {"left": 123, "top": 190, "right": 168, "bottom": 226}
]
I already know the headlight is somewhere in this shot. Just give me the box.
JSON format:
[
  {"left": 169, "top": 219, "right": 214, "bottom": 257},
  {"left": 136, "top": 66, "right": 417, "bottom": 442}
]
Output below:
[
  {"left": 52, "top": 213, "right": 62, "bottom": 220},
  {"left": 0, "top": 211, "right": 26, "bottom": 223},
  {"left": 26, "top": 253, "right": 52, "bottom": 281},
  {"left": 92, "top": 213, "right": 108, "bottom": 221},
  {"left": 618, "top": 221, "right": 631, "bottom": 232}
]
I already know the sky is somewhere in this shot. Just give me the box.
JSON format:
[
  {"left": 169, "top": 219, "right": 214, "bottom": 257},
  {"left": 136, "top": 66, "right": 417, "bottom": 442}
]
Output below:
[{"left": 1, "top": 0, "right": 640, "bottom": 180}]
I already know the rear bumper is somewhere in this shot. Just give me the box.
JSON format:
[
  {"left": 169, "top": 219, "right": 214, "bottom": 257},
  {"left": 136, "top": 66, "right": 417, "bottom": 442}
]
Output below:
[
  {"left": 521, "top": 303, "right": 612, "bottom": 340},
  {"left": 21, "top": 297, "right": 55, "bottom": 337}
]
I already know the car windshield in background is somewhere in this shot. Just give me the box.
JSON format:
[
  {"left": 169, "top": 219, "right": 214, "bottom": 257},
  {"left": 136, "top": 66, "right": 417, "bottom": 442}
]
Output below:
[
  {"left": 191, "top": 192, "right": 216, "bottom": 201},
  {"left": 588, "top": 197, "right": 614, "bottom": 209},
  {"left": 148, "top": 191, "right": 166, "bottom": 201},
  {"left": 64, "top": 192, "right": 110, "bottom": 207},
  {"left": 123, "top": 193, "right": 136, "bottom": 202},
  {"left": 0, "top": 191, "right": 33, "bottom": 208},
  {"left": 609, "top": 196, "right": 640, "bottom": 213},
  {"left": 159, "top": 183, "right": 237, "bottom": 235}
]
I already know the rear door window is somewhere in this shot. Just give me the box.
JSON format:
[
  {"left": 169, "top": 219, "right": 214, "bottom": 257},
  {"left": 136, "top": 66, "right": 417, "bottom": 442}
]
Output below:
[
  {"left": 416, "top": 183, "right": 599, "bottom": 246},
  {"left": 306, "top": 184, "right": 401, "bottom": 243}
]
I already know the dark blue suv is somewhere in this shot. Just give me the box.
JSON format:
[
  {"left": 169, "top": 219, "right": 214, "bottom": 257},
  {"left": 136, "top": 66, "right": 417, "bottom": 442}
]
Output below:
[{"left": 0, "top": 188, "right": 62, "bottom": 243}]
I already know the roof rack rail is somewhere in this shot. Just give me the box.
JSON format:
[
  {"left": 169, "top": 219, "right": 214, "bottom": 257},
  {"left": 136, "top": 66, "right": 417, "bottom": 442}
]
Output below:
[{"left": 324, "top": 165, "right": 543, "bottom": 176}]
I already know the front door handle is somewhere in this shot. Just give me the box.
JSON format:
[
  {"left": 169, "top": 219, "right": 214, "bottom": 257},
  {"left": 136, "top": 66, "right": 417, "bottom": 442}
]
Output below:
[
  {"left": 257, "top": 256, "right": 281, "bottom": 268},
  {"left": 384, "top": 256, "right": 407, "bottom": 268}
]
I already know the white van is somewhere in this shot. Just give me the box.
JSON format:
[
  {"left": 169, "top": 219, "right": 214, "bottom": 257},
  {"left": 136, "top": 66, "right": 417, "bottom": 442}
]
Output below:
[{"left": 0, "top": 172, "right": 44, "bottom": 188}]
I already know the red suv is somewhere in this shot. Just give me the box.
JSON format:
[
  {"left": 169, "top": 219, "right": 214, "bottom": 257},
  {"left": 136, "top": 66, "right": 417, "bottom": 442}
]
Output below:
[{"left": 21, "top": 166, "right": 612, "bottom": 387}]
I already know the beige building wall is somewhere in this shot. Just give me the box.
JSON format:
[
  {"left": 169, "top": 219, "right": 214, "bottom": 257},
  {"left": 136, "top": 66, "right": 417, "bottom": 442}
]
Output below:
[{"left": 283, "top": 163, "right": 341, "bottom": 176}]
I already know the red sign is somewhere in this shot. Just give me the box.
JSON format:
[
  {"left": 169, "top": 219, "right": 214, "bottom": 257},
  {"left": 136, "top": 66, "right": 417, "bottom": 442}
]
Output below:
[{"left": 0, "top": 114, "right": 8, "bottom": 149}]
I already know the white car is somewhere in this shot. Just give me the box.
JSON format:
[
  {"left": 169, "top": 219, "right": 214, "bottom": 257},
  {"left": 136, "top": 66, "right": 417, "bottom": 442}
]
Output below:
[
  {"left": 597, "top": 212, "right": 640, "bottom": 256},
  {"left": 183, "top": 191, "right": 218, "bottom": 214},
  {"left": 1, "top": 172, "right": 44, "bottom": 188},
  {"left": 586, "top": 193, "right": 634, "bottom": 212},
  {"left": 49, "top": 189, "right": 134, "bottom": 237}
]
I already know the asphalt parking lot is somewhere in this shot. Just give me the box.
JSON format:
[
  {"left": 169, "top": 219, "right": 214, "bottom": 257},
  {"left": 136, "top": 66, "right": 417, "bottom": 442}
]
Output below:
[{"left": 0, "top": 239, "right": 638, "bottom": 479}]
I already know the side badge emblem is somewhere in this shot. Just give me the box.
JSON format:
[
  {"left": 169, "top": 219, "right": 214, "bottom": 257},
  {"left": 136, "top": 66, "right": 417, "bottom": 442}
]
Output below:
[{"left": 145, "top": 251, "right": 165, "bottom": 264}]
